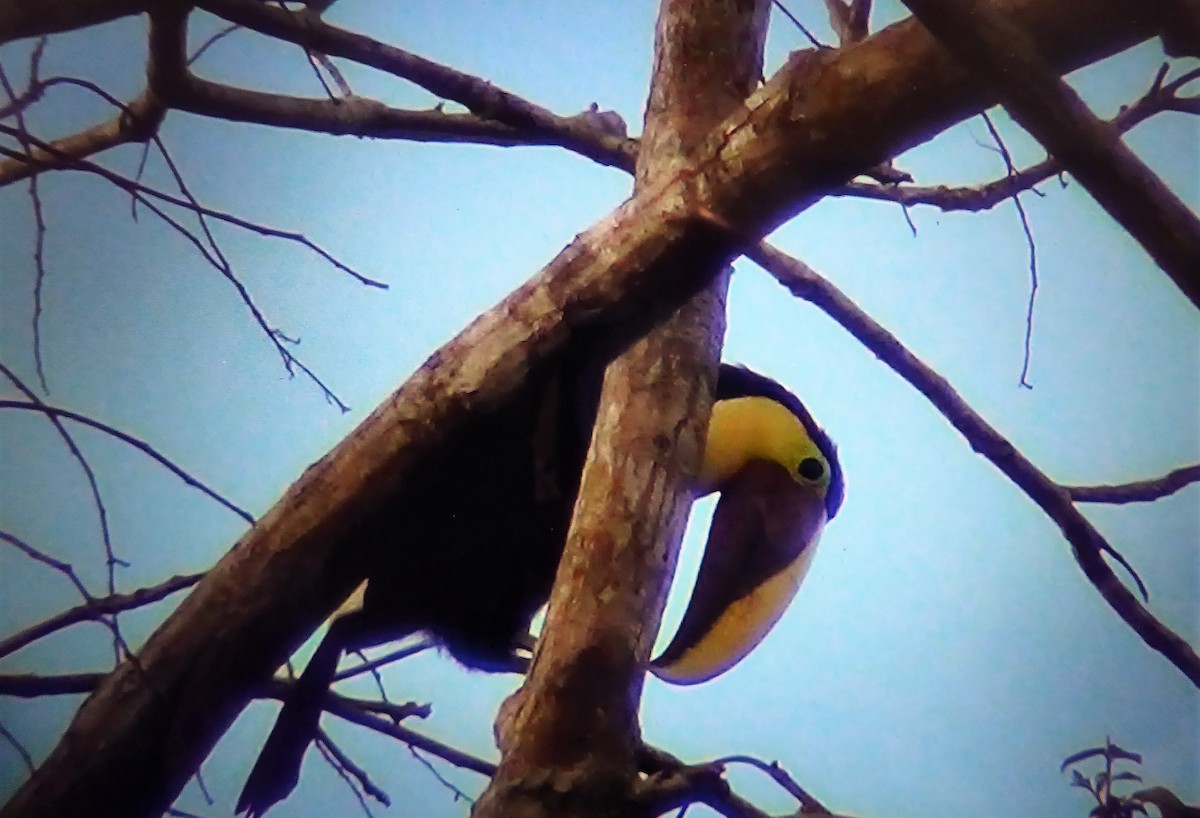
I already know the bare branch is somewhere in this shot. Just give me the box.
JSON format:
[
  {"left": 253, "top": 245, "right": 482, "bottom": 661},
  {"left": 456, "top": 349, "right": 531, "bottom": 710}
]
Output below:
[
  {"left": 314, "top": 733, "right": 384, "bottom": 816},
  {"left": 333, "top": 641, "right": 431, "bottom": 682},
  {"left": 771, "top": 1, "right": 826, "bottom": 48},
  {"left": 0, "top": 720, "right": 34, "bottom": 773},
  {"left": 310, "top": 692, "right": 497, "bottom": 778},
  {"left": 0, "top": 88, "right": 164, "bottom": 186},
  {"left": 0, "top": 529, "right": 93, "bottom": 602},
  {"left": 0, "top": 573, "right": 202, "bottom": 660},
  {"left": 713, "top": 755, "right": 828, "bottom": 813},
  {"left": 0, "top": 0, "right": 147, "bottom": 45},
  {"left": 185, "top": 0, "right": 636, "bottom": 170},
  {"left": 1067, "top": 464, "right": 1200, "bottom": 504},
  {"left": 835, "top": 64, "right": 1200, "bottom": 212},
  {"left": 0, "top": 94, "right": 385, "bottom": 291},
  {"left": 5, "top": 5, "right": 1163, "bottom": 814},
  {"left": 900, "top": 0, "right": 1200, "bottom": 309},
  {"left": 0, "top": 126, "right": 357, "bottom": 410},
  {"left": 405, "top": 745, "right": 476, "bottom": 804},
  {"left": 0, "top": 361, "right": 124, "bottom": 607},
  {"left": 978, "top": 112, "right": 1039, "bottom": 388},
  {"left": 0, "top": 61, "right": 53, "bottom": 394},
  {"left": 0, "top": 401, "right": 253, "bottom": 523},
  {"left": 635, "top": 758, "right": 772, "bottom": 818},
  {"left": 0, "top": 670, "right": 492, "bottom": 776},
  {"left": 746, "top": 241, "right": 1200, "bottom": 687}
]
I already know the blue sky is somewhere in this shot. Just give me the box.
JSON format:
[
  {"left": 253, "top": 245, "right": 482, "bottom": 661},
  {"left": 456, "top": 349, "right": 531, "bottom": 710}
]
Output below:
[{"left": 1, "top": 3, "right": 1197, "bottom": 817}]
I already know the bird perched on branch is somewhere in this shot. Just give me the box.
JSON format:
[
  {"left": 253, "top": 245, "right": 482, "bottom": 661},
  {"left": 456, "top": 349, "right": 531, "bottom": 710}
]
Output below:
[{"left": 237, "top": 361, "right": 843, "bottom": 816}]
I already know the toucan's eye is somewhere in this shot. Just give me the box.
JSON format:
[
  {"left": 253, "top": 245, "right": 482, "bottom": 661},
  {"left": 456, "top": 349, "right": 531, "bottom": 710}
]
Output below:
[{"left": 797, "top": 457, "right": 824, "bottom": 481}]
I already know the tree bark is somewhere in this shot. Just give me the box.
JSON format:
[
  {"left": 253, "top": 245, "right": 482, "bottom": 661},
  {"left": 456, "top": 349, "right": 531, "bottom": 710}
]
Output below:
[
  {"left": 902, "top": 0, "right": 1200, "bottom": 309},
  {"left": 470, "top": 2, "right": 768, "bottom": 816},
  {"left": 0, "top": 0, "right": 146, "bottom": 45},
  {"left": 1, "top": 3, "right": 1158, "bottom": 817}
]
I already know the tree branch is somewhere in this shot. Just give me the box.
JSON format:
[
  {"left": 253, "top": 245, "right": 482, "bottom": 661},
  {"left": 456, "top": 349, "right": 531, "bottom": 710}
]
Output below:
[
  {"left": 745, "top": 241, "right": 1200, "bottom": 687},
  {"left": 186, "top": 0, "right": 636, "bottom": 170},
  {"left": 0, "top": 401, "right": 253, "bottom": 523},
  {"left": 834, "top": 65, "right": 1200, "bottom": 213},
  {"left": 900, "top": 0, "right": 1200, "bottom": 309},
  {"left": 2, "top": 3, "right": 1161, "bottom": 815},
  {"left": 1066, "top": 464, "right": 1200, "bottom": 504},
  {"left": 0, "top": 0, "right": 147, "bottom": 45},
  {"left": 473, "top": 1, "right": 765, "bottom": 815},
  {"left": 0, "top": 87, "right": 163, "bottom": 186},
  {"left": 0, "top": 573, "right": 202, "bottom": 660}
]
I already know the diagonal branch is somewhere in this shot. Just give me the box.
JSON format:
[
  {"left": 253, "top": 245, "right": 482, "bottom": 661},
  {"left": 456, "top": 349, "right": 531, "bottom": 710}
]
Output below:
[
  {"left": 835, "top": 65, "right": 1200, "bottom": 213},
  {"left": 746, "top": 241, "right": 1200, "bottom": 687},
  {"left": 0, "top": 359, "right": 124, "bottom": 605},
  {"left": 1067, "top": 464, "right": 1200, "bottom": 505},
  {"left": 0, "top": 401, "right": 253, "bottom": 523},
  {"left": 186, "top": 0, "right": 636, "bottom": 170},
  {"left": 900, "top": 0, "right": 1200, "bottom": 309},
  {"left": 2, "top": 4, "right": 1162, "bottom": 816},
  {"left": 0, "top": 573, "right": 203, "bottom": 660},
  {"left": 0, "top": 87, "right": 164, "bottom": 186}
]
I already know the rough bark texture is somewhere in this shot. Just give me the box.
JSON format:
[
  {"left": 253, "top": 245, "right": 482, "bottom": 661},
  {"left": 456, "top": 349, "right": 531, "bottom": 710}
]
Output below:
[
  {"left": 902, "top": 0, "right": 1200, "bottom": 309},
  {"left": 1, "top": 3, "right": 1158, "bottom": 817},
  {"left": 470, "top": 2, "right": 768, "bottom": 816}
]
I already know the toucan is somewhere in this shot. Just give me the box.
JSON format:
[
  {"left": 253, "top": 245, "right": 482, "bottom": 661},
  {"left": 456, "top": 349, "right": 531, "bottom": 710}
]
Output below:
[{"left": 236, "top": 361, "right": 843, "bottom": 817}]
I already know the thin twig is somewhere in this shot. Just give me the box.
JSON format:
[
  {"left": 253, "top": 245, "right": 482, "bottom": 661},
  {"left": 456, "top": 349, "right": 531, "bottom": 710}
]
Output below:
[
  {"left": 771, "top": 1, "right": 826, "bottom": 48},
  {"left": 1067, "top": 464, "right": 1200, "bottom": 504},
  {"left": 334, "top": 641, "right": 431, "bottom": 681},
  {"left": 0, "top": 131, "right": 353, "bottom": 411},
  {"left": 0, "top": 572, "right": 202, "bottom": 660},
  {"left": 0, "top": 81, "right": 383, "bottom": 288},
  {"left": 0, "top": 401, "right": 253, "bottom": 522},
  {"left": 317, "top": 729, "right": 391, "bottom": 807},
  {"left": 980, "top": 112, "right": 1039, "bottom": 388},
  {"left": 712, "top": 755, "right": 828, "bottom": 814},
  {"left": 187, "top": 23, "right": 241, "bottom": 66},
  {"left": 315, "top": 733, "right": 380, "bottom": 817},
  {"left": 0, "top": 719, "right": 34, "bottom": 773},
  {"left": 0, "top": 362, "right": 122, "bottom": 636},
  {"left": 0, "top": 529, "right": 92, "bottom": 602},
  {"left": 408, "top": 745, "right": 475, "bottom": 804},
  {"left": 0, "top": 61, "right": 52, "bottom": 395},
  {"left": 835, "top": 65, "right": 1200, "bottom": 213}
]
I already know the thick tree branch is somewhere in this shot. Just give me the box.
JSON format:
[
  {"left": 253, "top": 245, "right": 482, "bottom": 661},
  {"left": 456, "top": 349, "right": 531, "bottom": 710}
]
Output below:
[
  {"left": 473, "top": 1, "right": 765, "bottom": 815},
  {"left": 2, "top": 3, "right": 1160, "bottom": 816},
  {"left": 0, "top": 0, "right": 146, "bottom": 45},
  {"left": 900, "top": 0, "right": 1200, "bottom": 309},
  {"left": 746, "top": 242, "right": 1200, "bottom": 687}
]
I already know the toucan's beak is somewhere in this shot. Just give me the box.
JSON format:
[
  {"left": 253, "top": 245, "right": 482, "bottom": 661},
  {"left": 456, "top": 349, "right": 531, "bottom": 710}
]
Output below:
[{"left": 651, "top": 459, "right": 826, "bottom": 685}]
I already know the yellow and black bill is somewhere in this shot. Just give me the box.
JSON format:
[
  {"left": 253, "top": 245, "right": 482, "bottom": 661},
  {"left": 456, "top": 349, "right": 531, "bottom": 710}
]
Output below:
[{"left": 651, "top": 459, "right": 826, "bottom": 685}]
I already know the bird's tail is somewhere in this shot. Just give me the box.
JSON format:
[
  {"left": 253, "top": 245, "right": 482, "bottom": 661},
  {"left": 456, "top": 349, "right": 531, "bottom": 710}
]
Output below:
[{"left": 236, "top": 631, "right": 345, "bottom": 817}]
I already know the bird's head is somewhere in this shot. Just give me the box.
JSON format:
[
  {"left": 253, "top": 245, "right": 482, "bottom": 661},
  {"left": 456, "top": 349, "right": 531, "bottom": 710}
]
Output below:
[{"left": 653, "top": 365, "right": 843, "bottom": 685}]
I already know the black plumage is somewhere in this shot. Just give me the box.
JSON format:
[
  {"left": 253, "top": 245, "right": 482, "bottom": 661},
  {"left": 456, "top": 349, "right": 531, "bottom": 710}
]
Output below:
[{"left": 238, "top": 361, "right": 841, "bottom": 816}]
